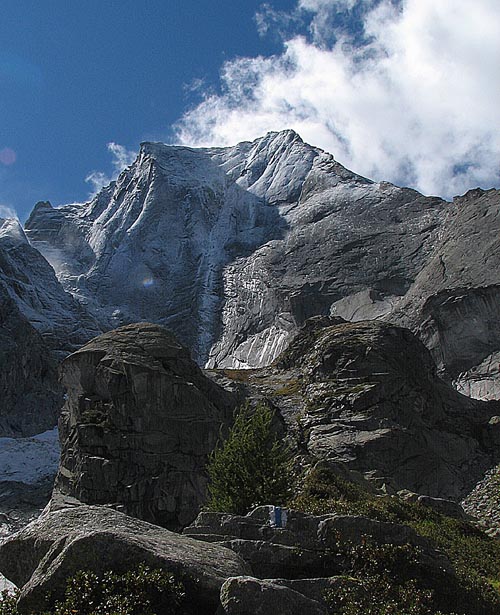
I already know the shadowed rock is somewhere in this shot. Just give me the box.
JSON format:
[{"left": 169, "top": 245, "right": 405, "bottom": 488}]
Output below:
[
  {"left": 53, "top": 323, "right": 236, "bottom": 529},
  {"left": 392, "top": 188, "right": 500, "bottom": 385},
  {"left": 0, "top": 284, "right": 62, "bottom": 436},
  {"left": 0, "top": 505, "right": 250, "bottom": 614},
  {"left": 218, "top": 576, "right": 328, "bottom": 615}
]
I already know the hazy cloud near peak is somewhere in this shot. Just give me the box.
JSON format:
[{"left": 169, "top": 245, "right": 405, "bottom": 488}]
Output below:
[
  {"left": 176, "top": 0, "right": 500, "bottom": 199},
  {"left": 85, "top": 142, "right": 137, "bottom": 196},
  {"left": 0, "top": 204, "right": 18, "bottom": 220}
]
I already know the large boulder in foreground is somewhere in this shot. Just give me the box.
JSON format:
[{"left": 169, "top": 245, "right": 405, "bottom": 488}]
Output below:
[
  {"left": 219, "top": 317, "right": 500, "bottom": 499},
  {"left": 53, "top": 323, "right": 236, "bottom": 529},
  {"left": 0, "top": 506, "right": 250, "bottom": 614}
]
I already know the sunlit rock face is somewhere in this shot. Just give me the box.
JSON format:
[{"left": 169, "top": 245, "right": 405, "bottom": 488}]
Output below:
[
  {"left": 25, "top": 130, "right": 446, "bottom": 368},
  {"left": 390, "top": 188, "right": 500, "bottom": 390},
  {"left": 218, "top": 317, "right": 500, "bottom": 500}
]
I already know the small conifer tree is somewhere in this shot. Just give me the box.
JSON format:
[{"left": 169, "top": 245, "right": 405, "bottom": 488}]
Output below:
[{"left": 205, "top": 402, "right": 293, "bottom": 515}]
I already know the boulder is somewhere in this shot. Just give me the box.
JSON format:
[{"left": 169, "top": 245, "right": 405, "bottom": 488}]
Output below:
[
  {"left": 217, "top": 539, "right": 342, "bottom": 580},
  {"left": 0, "top": 505, "right": 250, "bottom": 614},
  {"left": 397, "top": 490, "right": 468, "bottom": 520},
  {"left": 184, "top": 506, "right": 454, "bottom": 581},
  {"left": 269, "top": 577, "right": 355, "bottom": 606},
  {"left": 53, "top": 323, "right": 236, "bottom": 529},
  {"left": 220, "top": 318, "right": 500, "bottom": 499},
  {"left": 217, "top": 576, "right": 328, "bottom": 615}
]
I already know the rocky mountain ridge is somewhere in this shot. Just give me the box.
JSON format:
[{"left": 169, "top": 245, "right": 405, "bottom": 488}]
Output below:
[
  {"left": 2, "top": 129, "right": 500, "bottom": 438},
  {"left": 51, "top": 319, "right": 500, "bottom": 513},
  {"left": 23, "top": 130, "right": 450, "bottom": 368}
]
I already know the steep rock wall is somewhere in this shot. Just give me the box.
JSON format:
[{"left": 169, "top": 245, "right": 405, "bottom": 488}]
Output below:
[{"left": 54, "top": 323, "right": 236, "bottom": 529}]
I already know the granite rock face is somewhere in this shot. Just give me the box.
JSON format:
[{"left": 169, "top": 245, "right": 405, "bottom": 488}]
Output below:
[
  {"left": 455, "top": 351, "right": 500, "bottom": 401},
  {"left": 53, "top": 323, "right": 236, "bottom": 529},
  {"left": 0, "top": 283, "right": 62, "bottom": 437},
  {"left": 217, "top": 317, "right": 500, "bottom": 499},
  {"left": 184, "top": 505, "right": 451, "bottom": 578},
  {"left": 0, "top": 217, "right": 100, "bottom": 436},
  {"left": 24, "top": 131, "right": 447, "bottom": 369},
  {"left": 8, "top": 131, "right": 500, "bottom": 446},
  {"left": 0, "top": 216, "right": 100, "bottom": 359},
  {"left": 185, "top": 505, "right": 455, "bottom": 613},
  {"left": 0, "top": 505, "right": 250, "bottom": 614},
  {"left": 218, "top": 576, "right": 328, "bottom": 615},
  {"left": 391, "top": 188, "right": 500, "bottom": 382}
]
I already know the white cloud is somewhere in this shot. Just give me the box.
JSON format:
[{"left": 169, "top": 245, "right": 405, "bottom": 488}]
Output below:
[
  {"left": 107, "top": 142, "right": 137, "bottom": 173},
  {"left": 255, "top": 3, "right": 301, "bottom": 38},
  {"left": 84, "top": 170, "right": 111, "bottom": 195},
  {"left": 0, "top": 204, "right": 18, "bottom": 219},
  {"left": 85, "top": 142, "right": 137, "bottom": 195},
  {"left": 176, "top": 0, "right": 500, "bottom": 199}
]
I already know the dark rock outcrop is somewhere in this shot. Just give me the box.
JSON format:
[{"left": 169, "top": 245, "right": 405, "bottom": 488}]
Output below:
[
  {"left": 53, "top": 323, "right": 236, "bottom": 529},
  {"left": 0, "top": 505, "right": 250, "bottom": 614},
  {"left": 0, "top": 216, "right": 100, "bottom": 435},
  {"left": 0, "top": 283, "right": 62, "bottom": 436},
  {"left": 217, "top": 576, "right": 328, "bottom": 615},
  {"left": 184, "top": 506, "right": 452, "bottom": 579},
  {"left": 0, "top": 216, "right": 100, "bottom": 360},
  {"left": 184, "top": 505, "right": 456, "bottom": 613},
  {"left": 217, "top": 317, "right": 500, "bottom": 499}
]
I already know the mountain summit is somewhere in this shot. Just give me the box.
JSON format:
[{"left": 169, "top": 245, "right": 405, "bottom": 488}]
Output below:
[
  {"left": 25, "top": 130, "right": 448, "bottom": 369},
  {"left": 0, "top": 128, "right": 493, "bottom": 436}
]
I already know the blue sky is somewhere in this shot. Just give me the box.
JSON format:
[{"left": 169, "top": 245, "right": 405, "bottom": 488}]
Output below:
[
  {"left": 1, "top": 0, "right": 499, "bottom": 220},
  {"left": 0, "top": 0, "right": 295, "bottom": 220}
]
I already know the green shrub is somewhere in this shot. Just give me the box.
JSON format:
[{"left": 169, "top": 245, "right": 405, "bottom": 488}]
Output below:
[
  {"left": 49, "top": 564, "right": 185, "bottom": 615},
  {"left": 0, "top": 590, "right": 18, "bottom": 615},
  {"left": 0, "top": 565, "right": 186, "bottom": 615},
  {"left": 291, "top": 465, "right": 500, "bottom": 615},
  {"left": 326, "top": 576, "right": 437, "bottom": 615},
  {"left": 205, "top": 402, "right": 293, "bottom": 515}
]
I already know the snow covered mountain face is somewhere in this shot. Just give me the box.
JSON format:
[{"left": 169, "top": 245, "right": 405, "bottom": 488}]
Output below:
[
  {"left": 0, "top": 217, "right": 100, "bottom": 360},
  {"left": 25, "top": 130, "right": 448, "bottom": 369}
]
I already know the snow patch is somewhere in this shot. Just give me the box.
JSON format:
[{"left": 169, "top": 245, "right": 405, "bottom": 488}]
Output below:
[{"left": 0, "top": 427, "right": 60, "bottom": 485}]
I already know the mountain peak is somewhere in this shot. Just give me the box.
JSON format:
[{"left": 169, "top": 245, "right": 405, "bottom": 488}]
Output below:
[
  {"left": 0, "top": 217, "right": 28, "bottom": 245},
  {"left": 261, "top": 128, "right": 304, "bottom": 143}
]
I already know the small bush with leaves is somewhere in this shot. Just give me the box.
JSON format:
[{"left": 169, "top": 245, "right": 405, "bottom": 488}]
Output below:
[
  {"left": 0, "top": 590, "right": 18, "bottom": 615},
  {"left": 205, "top": 402, "right": 293, "bottom": 515},
  {"left": 50, "top": 564, "right": 185, "bottom": 615},
  {"left": 291, "top": 465, "right": 500, "bottom": 615},
  {"left": 0, "top": 564, "right": 186, "bottom": 615},
  {"left": 326, "top": 576, "right": 437, "bottom": 615}
]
